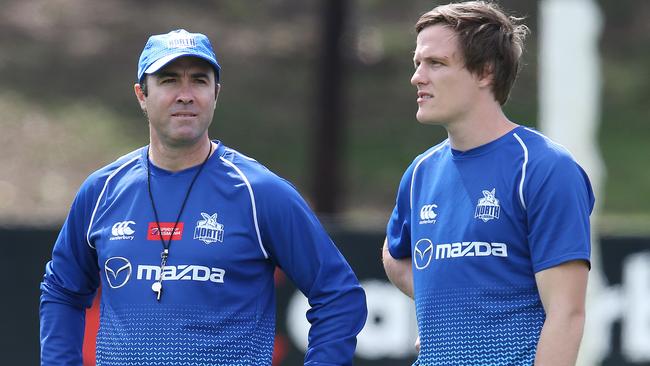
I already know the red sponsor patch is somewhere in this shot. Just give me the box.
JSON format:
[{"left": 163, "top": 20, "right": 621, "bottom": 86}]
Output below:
[{"left": 147, "top": 222, "right": 184, "bottom": 241}]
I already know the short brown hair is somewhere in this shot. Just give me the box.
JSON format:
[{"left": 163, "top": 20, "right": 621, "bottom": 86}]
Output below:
[{"left": 415, "top": 1, "right": 529, "bottom": 105}]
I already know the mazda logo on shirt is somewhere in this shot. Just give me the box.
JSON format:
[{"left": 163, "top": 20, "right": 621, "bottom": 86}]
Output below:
[
  {"left": 104, "top": 257, "right": 132, "bottom": 288},
  {"left": 413, "top": 239, "right": 434, "bottom": 270}
]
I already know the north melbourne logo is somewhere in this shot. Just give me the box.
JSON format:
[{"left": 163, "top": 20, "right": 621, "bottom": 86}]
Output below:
[
  {"left": 419, "top": 204, "right": 438, "bottom": 225},
  {"left": 167, "top": 33, "right": 196, "bottom": 49},
  {"left": 194, "top": 213, "right": 224, "bottom": 244},
  {"left": 474, "top": 189, "right": 500, "bottom": 222},
  {"left": 110, "top": 221, "right": 136, "bottom": 241}
]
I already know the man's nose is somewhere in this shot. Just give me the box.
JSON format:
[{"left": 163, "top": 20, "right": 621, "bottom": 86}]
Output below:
[
  {"left": 411, "top": 66, "right": 426, "bottom": 86},
  {"left": 176, "top": 82, "right": 194, "bottom": 104}
]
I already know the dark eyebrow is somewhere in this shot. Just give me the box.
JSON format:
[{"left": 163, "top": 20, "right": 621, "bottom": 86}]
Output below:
[
  {"left": 190, "top": 72, "right": 210, "bottom": 79},
  {"left": 414, "top": 55, "right": 450, "bottom": 64},
  {"left": 154, "top": 71, "right": 211, "bottom": 79},
  {"left": 154, "top": 71, "right": 179, "bottom": 79},
  {"left": 429, "top": 55, "right": 449, "bottom": 63}
]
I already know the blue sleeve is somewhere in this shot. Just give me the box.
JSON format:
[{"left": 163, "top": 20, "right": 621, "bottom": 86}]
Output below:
[
  {"left": 255, "top": 177, "right": 367, "bottom": 366},
  {"left": 524, "top": 150, "right": 594, "bottom": 273},
  {"left": 40, "top": 179, "right": 101, "bottom": 366},
  {"left": 386, "top": 161, "right": 416, "bottom": 259}
]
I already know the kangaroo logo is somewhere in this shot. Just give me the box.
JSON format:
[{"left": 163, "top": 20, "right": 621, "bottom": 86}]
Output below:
[
  {"left": 474, "top": 189, "right": 500, "bottom": 222},
  {"left": 194, "top": 212, "right": 225, "bottom": 244}
]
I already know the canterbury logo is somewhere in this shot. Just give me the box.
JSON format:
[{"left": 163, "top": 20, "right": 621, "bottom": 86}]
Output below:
[
  {"left": 419, "top": 204, "right": 438, "bottom": 224},
  {"left": 110, "top": 221, "right": 136, "bottom": 241}
]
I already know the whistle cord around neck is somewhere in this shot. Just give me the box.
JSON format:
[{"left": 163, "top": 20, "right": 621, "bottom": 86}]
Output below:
[{"left": 146, "top": 142, "right": 212, "bottom": 301}]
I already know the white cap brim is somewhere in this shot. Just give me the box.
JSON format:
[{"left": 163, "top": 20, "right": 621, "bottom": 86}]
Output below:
[{"left": 144, "top": 53, "right": 191, "bottom": 75}]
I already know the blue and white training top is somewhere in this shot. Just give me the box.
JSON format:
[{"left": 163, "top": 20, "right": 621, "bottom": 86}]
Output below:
[
  {"left": 40, "top": 141, "right": 367, "bottom": 366},
  {"left": 387, "top": 126, "right": 594, "bottom": 365}
]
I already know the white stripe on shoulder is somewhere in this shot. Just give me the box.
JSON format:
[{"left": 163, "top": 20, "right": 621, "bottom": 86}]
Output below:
[
  {"left": 410, "top": 141, "right": 448, "bottom": 210},
  {"left": 219, "top": 157, "right": 269, "bottom": 259},
  {"left": 523, "top": 127, "right": 546, "bottom": 139},
  {"left": 523, "top": 127, "right": 577, "bottom": 160},
  {"left": 225, "top": 148, "right": 257, "bottom": 161},
  {"left": 512, "top": 133, "right": 528, "bottom": 210},
  {"left": 86, "top": 155, "right": 140, "bottom": 249}
]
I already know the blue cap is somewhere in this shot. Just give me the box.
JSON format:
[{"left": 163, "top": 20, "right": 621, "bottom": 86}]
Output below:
[{"left": 137, "top": 29, "right": 221, "bottom": 82}]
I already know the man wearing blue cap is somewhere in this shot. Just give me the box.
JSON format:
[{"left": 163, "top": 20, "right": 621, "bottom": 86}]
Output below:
[{"left": 40, "top": 29, "right": 367, "bottom": 365}]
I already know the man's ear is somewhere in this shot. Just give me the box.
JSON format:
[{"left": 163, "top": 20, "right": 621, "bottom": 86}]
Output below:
[
  {"left": 477, "top": 63, "right": 494, "bottom": 89},
  {"left": 214, "top": 83, "right": 221, "bottom": 109},
  {"left": 134, "top": 83, "right": 147, "bottom": 111}
]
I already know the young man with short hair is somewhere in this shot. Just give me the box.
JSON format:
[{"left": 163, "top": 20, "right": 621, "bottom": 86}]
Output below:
[{"left": 383, "top": 2, "right": 594, "bottom": 365}]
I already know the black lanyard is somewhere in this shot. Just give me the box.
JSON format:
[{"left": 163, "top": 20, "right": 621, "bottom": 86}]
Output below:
[{"left": 146, "top": 142, "right": 212, "bottom": 301}]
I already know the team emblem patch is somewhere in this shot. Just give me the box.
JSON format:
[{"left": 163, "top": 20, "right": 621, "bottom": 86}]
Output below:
[
  {"left": 193, "top": 212, "right": 224, "bottom": 244},
  {"left": 167, "top": 32, "right": 196, "bottom": 49},
  {"left": 474, "top": 188, "right": 500, "bottom": 222}
]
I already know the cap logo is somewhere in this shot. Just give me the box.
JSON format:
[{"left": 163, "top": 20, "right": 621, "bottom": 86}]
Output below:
[
  {"left": 167, "top": 34, "right": 196, "bottom": 49},
  {"left": 137, "top": 29, "right": 221, "bottom": 81}
]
